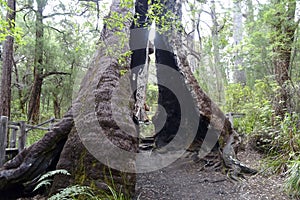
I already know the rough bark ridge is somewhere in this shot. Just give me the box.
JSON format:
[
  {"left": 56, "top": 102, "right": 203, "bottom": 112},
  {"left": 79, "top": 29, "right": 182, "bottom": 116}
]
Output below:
[
  {"left": 174, "top": 22, "right": 257, "bottom": 175},
  {"left": 0, "top": 0, "right": 137, "bottom": 198}
]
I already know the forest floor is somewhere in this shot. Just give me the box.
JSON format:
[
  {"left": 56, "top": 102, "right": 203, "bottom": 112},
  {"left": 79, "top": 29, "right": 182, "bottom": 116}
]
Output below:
[
  {"left": 18, "top": 144, "right": 291, "bottom": 200},
  {"left": 134, "top": 144, "right": 292, "bottom": 200}
]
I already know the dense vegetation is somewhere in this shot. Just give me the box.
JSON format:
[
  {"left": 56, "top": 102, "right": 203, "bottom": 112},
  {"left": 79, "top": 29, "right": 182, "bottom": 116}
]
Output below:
[{"left": 1, "top": 0, "right": 300, "bottom": 198}]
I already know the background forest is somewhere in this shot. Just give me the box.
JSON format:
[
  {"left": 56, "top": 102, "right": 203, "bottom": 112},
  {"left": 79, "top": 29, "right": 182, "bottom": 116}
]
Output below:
[{"left": 1, "top": 0, "right": 300, "bottom": 198}]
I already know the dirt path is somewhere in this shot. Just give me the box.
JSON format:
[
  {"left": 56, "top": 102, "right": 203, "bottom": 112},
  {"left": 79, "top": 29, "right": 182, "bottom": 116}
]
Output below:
[{"left": 134, "top": 147, "right": 291, "bottom": 200}]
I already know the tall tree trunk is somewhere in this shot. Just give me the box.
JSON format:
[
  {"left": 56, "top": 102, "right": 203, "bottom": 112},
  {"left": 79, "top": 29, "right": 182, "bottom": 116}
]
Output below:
[
  {"left": 210, "top": 0, "right": 224, "bottom": 104},
  {"left": 246, "top": 0, "right": 254, "bottom": 23},
  {"left": 53, "top": 93, "right": 61, "bottom": 119},
  {"left": 13, "top": 60, "right": 27, "bottom": 114},
  {"left": 271, "top": 0, "right": 296, "bottom": 118},
  {"left": 232, "top": 0, "right": 246, "bottom": 84},
  {"left": 0, "top": 0, "right": 16, "bottom": 118},
  {"left": 27, "top": 0, "right": 46, "bottom": 123}
]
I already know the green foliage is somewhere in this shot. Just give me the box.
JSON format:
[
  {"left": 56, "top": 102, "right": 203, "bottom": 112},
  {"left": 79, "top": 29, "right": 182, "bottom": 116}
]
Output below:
[
  {"left": 0, "top": 1, "right": 8, "bottom": 41},
  {"left": 49, "top": 184, "right": 128, "bottom": 200},
  {"left": 146, "top": 84, "right": 158, "bottom": 107},
  {"left": 49, "top": 185, "right": 97, "bottom": 200},
  {"left": 118, "top": 51, "right": 132, "bottom": 67},
  {"left": 26, "top": 129, "right": 47, "bottom": 146},
  {"left": 0, "top": 19, "right": 9, "bottom": 42},
  {"left": 120, "top": 0, "right": 134, "bottom": 9},
  {"left": 34, "top": 169, "right": 128, "bottom": 200},
  {"left": 225, "top": 80, "right": 300, "bottom": 176},
  {"left": 102, "top": 184, "right": 127, "bottom": 200},
  {"left": 284, "top": 159, "right": 300, "bottom": 198},
  {"left": 147, "top": 1, "right": 183, "bottom": 34},
  {"left": 0, "top": 4, "right": 24, "bottom": 44},
  {"left": 7, "top": 0, "right": 101, "bottom": 122},
  {"left": 224, "top": 79, "right": 277, "bottom": 135},
  {"left": 33, "top": 169, "right": 70, "bottom": 192}
]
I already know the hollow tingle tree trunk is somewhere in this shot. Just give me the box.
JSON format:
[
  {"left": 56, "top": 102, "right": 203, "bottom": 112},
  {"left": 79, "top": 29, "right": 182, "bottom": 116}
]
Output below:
[{"left": 0, "top": 0, "right": 137, "bottom": 198}]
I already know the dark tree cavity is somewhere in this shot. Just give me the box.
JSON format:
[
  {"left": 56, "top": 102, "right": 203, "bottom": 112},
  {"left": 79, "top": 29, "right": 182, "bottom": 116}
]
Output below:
[{"left": 131, "top": 0, "right": 256, "bottom": 175}]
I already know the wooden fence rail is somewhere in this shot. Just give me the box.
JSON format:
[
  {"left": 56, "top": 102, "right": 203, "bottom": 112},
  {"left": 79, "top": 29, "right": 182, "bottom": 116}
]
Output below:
[{"left": 0, "top": 116, "right": 56, "bottom": 167}]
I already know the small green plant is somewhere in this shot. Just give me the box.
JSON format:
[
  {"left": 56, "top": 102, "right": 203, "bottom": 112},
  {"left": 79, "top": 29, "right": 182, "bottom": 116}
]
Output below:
[
  {"left": 33, "top": 169, "right": 70, "bottom": 192},
  {"left": 103, "top": 184, "right": 127, "bottom": 200},
  {"left": 49, "top": 183, "right": 128, "bottom": 200},
  {"left": 34, "top": 167, "right": 129, "bottom": 199},
  {"left": 284, "top": 159, "right": 300, "bottom": 198},
  {"left": 47, "top": 167, "right": 129, "bottom": 200},
  {"left": 49, "top": 185, "right": 97, "bottom": 200}
]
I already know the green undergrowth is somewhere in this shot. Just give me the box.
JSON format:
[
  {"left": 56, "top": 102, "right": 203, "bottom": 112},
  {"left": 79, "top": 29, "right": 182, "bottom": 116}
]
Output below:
[
  {"left": 34, "top": 169, "right": 129, "bottom": 200},
  {"left": 225, "top": 80, "right": 300, "bottom": 198}
]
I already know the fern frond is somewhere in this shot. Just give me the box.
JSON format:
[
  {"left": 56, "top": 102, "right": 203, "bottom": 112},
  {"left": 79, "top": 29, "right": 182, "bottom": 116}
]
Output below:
[
  {"left": 37, "top": 169, "right": 70, "bottom": 183},
  {"left": 33, "top": 179, "right": 52, "bottom": 192},
  {"left": 48, "top": 185, "right": 96, "bottom": 200},
  {"left": 33, "top": 169, "right": 71, "bottom": 192}
]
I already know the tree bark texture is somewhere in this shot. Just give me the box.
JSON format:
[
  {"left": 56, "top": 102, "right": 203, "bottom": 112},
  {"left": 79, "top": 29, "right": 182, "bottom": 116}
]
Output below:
[
  {"left": 210, "top": 0, "right": 225, "bottom": 103},
  {"left": 169, "top": 0, "right": 236, "bottom": 148},
  {"left": 233, "top": 0, "right": 246, "bottom": 85},
  {"left": 272, "top": 0, "right": 296, "bottom": 117},
  {"left": 169, "top": 0, "right": 254, "bottom": 174},
  {"left": 0, "top": 0, "right": 16, "bottom": 118},
  {"left": 0, "top": 0, "right": 137, "bottom": 198},
  {"left": 51, "top": 0, "right": 137, "bottom": 195},
  {"left": 27, "top": 0, "right": 45, "bottom": 123}
]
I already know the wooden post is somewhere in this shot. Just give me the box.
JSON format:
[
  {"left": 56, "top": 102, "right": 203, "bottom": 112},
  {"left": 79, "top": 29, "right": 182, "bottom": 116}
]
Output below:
[
  {"left": 18, "top": 121, "right": 26, "bottom": 152},
  {"left": 227, "top": 112, "right": 234, "bottom": 128},
  {"left": 10, "top": 127, "right": 18, "bottom": 148},
  {"left": 0, "top": 116, "right": 8, "bottom": 167}
]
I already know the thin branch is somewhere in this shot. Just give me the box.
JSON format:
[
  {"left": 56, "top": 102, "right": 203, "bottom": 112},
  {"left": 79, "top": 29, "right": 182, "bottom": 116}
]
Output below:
[
  {"left": 46, "top": 25, "right": 64, "bottom": 34},
  {"left": 199, "top": 19, "right": 212, "bottom": 30},
  {"left": 16, "top": 5, "right": 35, "bottom": 13},
  {"left": 43, "top": 12, "right": 74, "bottom": 19},
  {"left": 43, "top": 8, "right": 89, "bottom": 19},
  {"left": 183, "top": 44, "right": 202, "bottom": 61},
  {"left": 196, "top": 14, "right": 203, "bottom": 53},
  {"left": 23, "top": 10, "right": 33, "bottom": 30},
  {"left": 41, "top": 72, "right": 71, "bottom": 79},
  {"left": 78, "top": 0, "right": 98, "bottom": 2},
  {"left": 95, "top": 0, "right": 100, "bottom": 31}
]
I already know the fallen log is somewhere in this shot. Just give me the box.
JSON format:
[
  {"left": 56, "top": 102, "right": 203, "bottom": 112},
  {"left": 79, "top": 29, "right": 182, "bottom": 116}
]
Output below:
[{"left": 0, "top": 110, "right": 73, "bottom": 198}]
